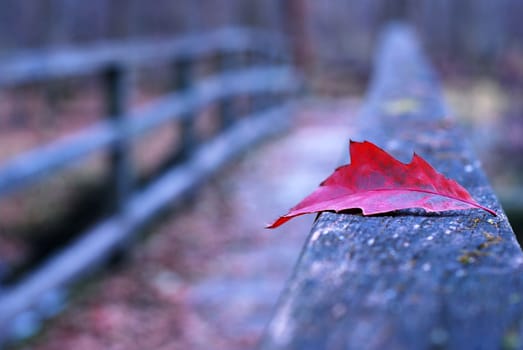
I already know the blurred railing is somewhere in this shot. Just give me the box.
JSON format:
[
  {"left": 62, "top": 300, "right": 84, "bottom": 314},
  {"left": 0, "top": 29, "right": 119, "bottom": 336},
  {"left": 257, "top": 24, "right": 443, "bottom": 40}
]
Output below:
[{"left": 0, "top": 27, "right": 300, "bottom": 344}]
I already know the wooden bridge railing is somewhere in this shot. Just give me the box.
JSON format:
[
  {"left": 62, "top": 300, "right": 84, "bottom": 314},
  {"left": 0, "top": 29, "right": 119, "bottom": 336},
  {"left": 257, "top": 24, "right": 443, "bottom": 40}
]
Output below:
[
  {"left": 261, "top": 24, "right": 521, "bottom": 350},
  {"left": 0, "top": 27, "right": 299, "bottom": 344}
]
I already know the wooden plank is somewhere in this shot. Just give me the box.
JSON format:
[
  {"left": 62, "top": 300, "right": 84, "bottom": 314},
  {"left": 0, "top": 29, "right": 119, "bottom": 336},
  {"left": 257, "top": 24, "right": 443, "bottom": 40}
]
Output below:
[
  {"left": 0, "top": 102, "right": 296, "bottom": 344},
  {"left": 0, "top": 66, "right": 299, "bottom": 196},
  {"left": 0, "top": 121, "right": 118, "bottom": 195},
  {"left": 0, "top": 27, "right": 287, "bottom": 86},
  {"left": 261, "top": 24, "right": 523, "bottom": 350}
]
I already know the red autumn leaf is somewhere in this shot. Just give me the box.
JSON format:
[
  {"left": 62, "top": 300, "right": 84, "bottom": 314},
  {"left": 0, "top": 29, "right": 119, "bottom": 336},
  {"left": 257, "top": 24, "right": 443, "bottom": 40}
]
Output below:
[{"left": 267, "top": 140, "right": 496, "bottom": 229}]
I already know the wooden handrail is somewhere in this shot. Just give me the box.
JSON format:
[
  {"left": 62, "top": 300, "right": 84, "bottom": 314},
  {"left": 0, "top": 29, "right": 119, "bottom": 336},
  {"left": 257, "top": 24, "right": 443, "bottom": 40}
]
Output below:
[
  {"left": 0, "top": 27, "right": 287, "bottom": 86},
  {"left": 261, "top": 24, "right": 520, "bottom": 350}
]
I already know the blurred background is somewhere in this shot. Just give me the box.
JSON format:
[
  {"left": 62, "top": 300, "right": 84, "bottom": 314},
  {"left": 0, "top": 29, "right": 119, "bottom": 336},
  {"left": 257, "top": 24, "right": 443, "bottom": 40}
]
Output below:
[{"left": 0, "top": 0, "right": 522, "bottom": 349}]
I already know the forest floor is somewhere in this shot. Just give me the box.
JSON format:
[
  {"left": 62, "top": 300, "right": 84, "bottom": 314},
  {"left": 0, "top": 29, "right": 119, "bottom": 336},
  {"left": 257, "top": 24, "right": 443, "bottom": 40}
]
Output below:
[{"left": 13, "top": 98, "right": 360, "bottom": 350}]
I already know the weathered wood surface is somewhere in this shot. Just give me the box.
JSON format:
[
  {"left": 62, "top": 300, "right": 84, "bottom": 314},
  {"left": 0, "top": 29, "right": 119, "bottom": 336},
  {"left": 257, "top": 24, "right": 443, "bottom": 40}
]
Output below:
[
  {"left": 261, "top": 24, "right": 523, "bottom": 350},
  {"left": 0, "top": 27, "right": 286, "bottom": 86},
  {"left": 0, "top": 66, "right": 298, "bottom": 196}
]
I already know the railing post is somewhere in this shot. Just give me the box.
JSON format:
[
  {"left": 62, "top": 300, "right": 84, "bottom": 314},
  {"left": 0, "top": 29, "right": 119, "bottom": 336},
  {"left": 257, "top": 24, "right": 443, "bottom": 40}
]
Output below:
[
  {"left": 247, "top": 51, "right": 273, "bottom": 114},
  {"left": 172, "top": 58, "right": 196, "bottom": 162},
  {"left": 104, "top": 65, "right": 133, "bottom": 212},
  {"left": 216, "top": 52, "right": 237, "bottom": 129}
]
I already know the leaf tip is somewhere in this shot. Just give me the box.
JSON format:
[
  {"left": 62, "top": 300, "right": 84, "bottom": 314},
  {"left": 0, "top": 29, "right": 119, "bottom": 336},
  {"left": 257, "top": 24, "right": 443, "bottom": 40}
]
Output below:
[
  {"left": 265, "top": 216, "right": 291, "bottom": 229},
  {"left": 484, "top": 207, "right": 497, "bottom": 217}
]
